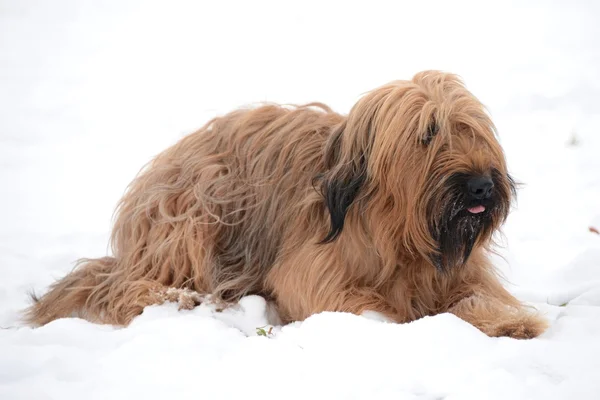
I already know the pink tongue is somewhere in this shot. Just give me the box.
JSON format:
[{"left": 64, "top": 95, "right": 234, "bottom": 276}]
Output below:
[{"left": 468, "top": 205, "right": 486, "bottom": 214}]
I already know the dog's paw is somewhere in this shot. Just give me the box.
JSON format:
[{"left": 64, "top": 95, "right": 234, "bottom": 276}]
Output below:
[
  {"left": 489, "top": 314, "right": 548, "bottom": 339},
  {"left": 148, "top": 286, "right": 204, "bottom": 311},
  {"left": 176, "top": 289, "right": 204, "bottom": 310}
]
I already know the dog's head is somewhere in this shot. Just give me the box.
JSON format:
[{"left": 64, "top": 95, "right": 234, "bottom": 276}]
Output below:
[{"left": 320, "top": 71, "right": 515, "bottom": 271}]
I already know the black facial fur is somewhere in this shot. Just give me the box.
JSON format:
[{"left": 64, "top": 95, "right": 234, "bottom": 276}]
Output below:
[{"left": 429, "top": 170, "right": 514, "bottom": 271}]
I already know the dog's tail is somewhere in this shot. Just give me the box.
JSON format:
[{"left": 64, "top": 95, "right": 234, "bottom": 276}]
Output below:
[{"left": 24, "top": 257, "right": 117, "bottom": 326}]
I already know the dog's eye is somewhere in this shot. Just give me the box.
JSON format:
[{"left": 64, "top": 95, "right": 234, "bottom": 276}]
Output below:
[{"left": 422, "top": 122, "right": 438, "bottom": 146}]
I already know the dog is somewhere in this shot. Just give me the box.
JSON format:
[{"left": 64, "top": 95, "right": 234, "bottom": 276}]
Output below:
[{"left": 26, "top": 71, "right": 548, "bottom": 338}]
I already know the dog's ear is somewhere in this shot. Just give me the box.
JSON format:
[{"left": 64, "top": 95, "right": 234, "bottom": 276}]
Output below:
[{"left": 319, "top": 122, "right": 367, "bottom": 243}]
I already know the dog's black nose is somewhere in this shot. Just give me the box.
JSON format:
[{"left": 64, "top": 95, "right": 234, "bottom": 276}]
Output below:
[{"left": 467, "top": 176, "right": 493, "bottom": 200}]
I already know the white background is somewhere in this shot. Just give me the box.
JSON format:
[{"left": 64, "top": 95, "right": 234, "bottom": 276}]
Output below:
[{"left": 1, "top": 1, "right": 599, "bottom": 399}]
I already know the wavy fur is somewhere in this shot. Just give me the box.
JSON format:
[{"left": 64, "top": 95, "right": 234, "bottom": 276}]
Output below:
[{"left": 26, "top": 71, "right": 547, "bottom": 338}]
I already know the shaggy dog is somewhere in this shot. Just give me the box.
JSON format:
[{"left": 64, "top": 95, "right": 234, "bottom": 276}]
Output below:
[{"left": 26, "top": 71, "right": 548, "bottom": 338}]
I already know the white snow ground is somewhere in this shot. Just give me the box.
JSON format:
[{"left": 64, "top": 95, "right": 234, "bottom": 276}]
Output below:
[{"left": 1, "top": 1, "right": 600, "bottom": 399}]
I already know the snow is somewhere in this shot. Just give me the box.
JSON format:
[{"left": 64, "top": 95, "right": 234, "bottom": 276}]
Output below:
[{"left": 1, "top": 0, "right": 600, "bottom": 399}]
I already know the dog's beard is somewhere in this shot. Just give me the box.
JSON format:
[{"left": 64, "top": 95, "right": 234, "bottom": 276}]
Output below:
[
  {"left": 432, "top": 207, "right": 491, "bottom": 271},
  {"left": 428, "top": 175, "right": 499, "bottom": 272}
]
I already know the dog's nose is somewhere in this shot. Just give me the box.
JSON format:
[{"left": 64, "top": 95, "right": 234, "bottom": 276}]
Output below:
[{"left": 467, "top": 176, "right": 494, "bottom": 200}]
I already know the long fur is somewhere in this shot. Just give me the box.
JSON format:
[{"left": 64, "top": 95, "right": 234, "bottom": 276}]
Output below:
[{"left": 26, "top": 71, "right": 548, "bottom": 338}]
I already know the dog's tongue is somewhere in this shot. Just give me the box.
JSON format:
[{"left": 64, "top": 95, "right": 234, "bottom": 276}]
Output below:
[{"left": 467, "top": 205, "right": 486, "bottom": 214}]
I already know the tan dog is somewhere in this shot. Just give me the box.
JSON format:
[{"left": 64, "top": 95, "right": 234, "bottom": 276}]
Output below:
[{"left": 26, "top": 71, "right": 547, "bottom": 338}]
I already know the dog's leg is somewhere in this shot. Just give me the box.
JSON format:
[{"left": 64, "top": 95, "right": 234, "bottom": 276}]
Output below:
[
  {"left": 283, "top": 286, "right": 397, "bottom": 323},
  {"left": 334, "top": 287, "right": 398, "bottom": 320},
  {"left": 100, "top": 282, "right": 204, "bottom": 325},
  {"left": 266, "top": 253, "right": 397, "bottom": 322},
  {"left": 438, "top": 251, "right": 548, "bottom": 339},
  {"left": 448, "top": 292, "right": 548, "bottom": 339}
]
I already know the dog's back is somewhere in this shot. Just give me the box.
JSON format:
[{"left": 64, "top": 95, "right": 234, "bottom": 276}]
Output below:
[{"left": 26, "top": 103, "right": 343, "bottom": 325}]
